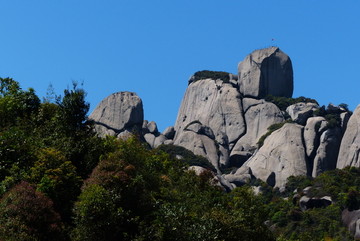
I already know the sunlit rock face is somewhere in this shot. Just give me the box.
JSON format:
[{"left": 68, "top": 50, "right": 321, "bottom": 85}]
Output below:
[{"left": 89, "top": 92, "right": 143, "bottom": 137}]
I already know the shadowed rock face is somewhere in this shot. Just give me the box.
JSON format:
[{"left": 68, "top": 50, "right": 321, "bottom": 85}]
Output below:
[
  {"left": 238, "top": 47, "right": 293, "bottom": 99},
  {"left": 89, "top": 92, "right": 143, "bottom": 137}
]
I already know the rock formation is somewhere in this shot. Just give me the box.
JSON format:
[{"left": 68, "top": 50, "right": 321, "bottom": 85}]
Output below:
[
  {"left": 89, "top": 92, "right": 144, "bottom": 138},
  {"left": 89, "top": 46, "right": 353, "bottom": 189},
  {"left": 238, "top": 123, "right": 308, "bottom": 188},
  {"left": 238, "top": 47, "right": 293, "bottom": 98},
  {"left": 337, "top": 105, "right": 360, "bottom": 168}
]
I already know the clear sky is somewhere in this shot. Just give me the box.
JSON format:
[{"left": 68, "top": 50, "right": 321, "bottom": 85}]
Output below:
[{"left": 1, "top": 1, "right": 359, "bottom": 131}]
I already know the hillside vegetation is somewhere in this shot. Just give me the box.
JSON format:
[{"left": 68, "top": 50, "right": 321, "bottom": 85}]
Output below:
[{"left": 0, "top": 78, "right": 357, "bottom": 240}]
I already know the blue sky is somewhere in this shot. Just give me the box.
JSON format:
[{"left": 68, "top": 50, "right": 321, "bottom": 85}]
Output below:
[{"left": 1, "top": 1, "right": 359, "bottom": 131}]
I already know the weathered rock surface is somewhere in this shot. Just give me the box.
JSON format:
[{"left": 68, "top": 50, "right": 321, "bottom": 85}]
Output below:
[
  {"left": 303, "top": 117, "right": 327, "bottom": 158},
  {"left": 174, "top": 130, "right": 220, "bottom": 171},
  {"left": 154, "top": 134, "right": 167, "bottom": 148},
  {"left": 337, "top": 105, "right": 360, "bottom": 168},
  {"left": 241, "top": 123, "right": 307, "bottom": 187},
  {"left": 231, "top": 100, "right": 284, "bottom": 153},
  {"left": 173, "top": 78, "right": 246, "bottom": 168},
  {"left": 286, "top": 102, "right": 319, "bottom": 125},
  {"left": 174, "top": 78, "right": 245, "bottom": 144},
  {"left": 312, "top": 128, "right": 342, "bottom": 177},
  {"left": 147, "top": 121, "right": 158, "bottom": 134},
  {"left": 223, "top": 173, "right": 252, "bottom": 186},
  {"left": 89, "top": 92, "right": 143, "bottom": 136},
  {"left": 144, "top": 133, "right": 156, "bottom": 148},
  {"left": 238, "top": 47, "right": 293, "bottom": 98}
]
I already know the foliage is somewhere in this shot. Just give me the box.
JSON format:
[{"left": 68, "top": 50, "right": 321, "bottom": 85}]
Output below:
[
  {"left": 0, "top": 181, "right": 65, "bottom": 241},
  {"left": 156, "top": 144, "right": 217, "bottom": 172},
  {"left": 265, "top": 168, "right": 360, "bottom": 240},
  {"left": 190, "top": 70, "right": 230, "bottom": 84},
  {"left": 27, "top": 148, "right": 82, "bottom": 221},
  {"left": 264, "top": 95, "right": 318, "bottom": 111},
  {"left": 0, "top": 77, "right": 40, "bottom": 128},
  {"left": 257, "top": 120, "right": 293, "bottom": 147},
  {"left": 73, "top": 137, "right": 274, "bottom": 241}
]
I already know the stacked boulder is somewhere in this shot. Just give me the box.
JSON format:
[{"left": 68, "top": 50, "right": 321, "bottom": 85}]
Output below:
[{"left": 89, "top": 47, "right": 353, "bottom": 189}]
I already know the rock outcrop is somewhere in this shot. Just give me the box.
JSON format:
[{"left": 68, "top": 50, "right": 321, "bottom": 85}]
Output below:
[
  {"left": 89, "top": 46, "right": 354, "bottom": 190},
  {"left": 337, "top": 105, "right": 360, "bottom": 168},
  {"left": 312, "top": 128, "right": 342, "bottom": 177},
  {"left": 89, "top": 92, "right": 144, "bottom": 137},
  {"left": 173, "top": 78, "right": 246, "bottom": 169},
  {"left": 231, "top": 100, "right": 284, "bottom": 153},
  {"left": 174, "top": 78, "right": 245, "bottom": 144},
  {"left": 286, "top": 102, "right": 319, "bottom": 125},
  {"left": 238, "top": 47, "right": 293, "bottom": 99},
  {"left": 238, "top": 123, "right": 307, "bottom": 188}
]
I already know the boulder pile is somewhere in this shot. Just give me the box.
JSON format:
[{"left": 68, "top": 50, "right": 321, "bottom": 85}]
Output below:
[{"left": 90, "top": 47, "right": 355, "bottom": 189}]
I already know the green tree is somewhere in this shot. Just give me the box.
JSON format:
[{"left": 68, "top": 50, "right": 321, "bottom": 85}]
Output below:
[{"left": 28, "top": 148, "right": 82, "bottom": 221}]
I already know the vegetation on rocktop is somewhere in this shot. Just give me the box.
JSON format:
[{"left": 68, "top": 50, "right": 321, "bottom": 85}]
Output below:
[
  {"left": 257, "top": 120, "right": 293, "bottom": 147},
  {"left": 190, "top": 70, "right": 231, "bottom": 84},
  {"left": 265, "top": 95, "right": 318, "bottom": 111}
]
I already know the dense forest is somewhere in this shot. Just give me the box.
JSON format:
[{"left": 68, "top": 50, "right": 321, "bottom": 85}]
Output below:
[{"left": 0, "top": 77, "right": 359, "bottom": 240}]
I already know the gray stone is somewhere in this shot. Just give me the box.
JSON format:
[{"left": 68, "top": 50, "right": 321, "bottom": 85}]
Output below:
[
  {"left": 286, "top": 102, "right": 319, "bottom": 125},
  {"left": 144, "top": 133, "right": 156, "bottom": 148},
  {"left": 147, "top": 121, "right": 158, "bottom": 134},
  {"left": 215, "top": 174, "right": 234, "bottom": 192},
  {"left": 164, "top": 140, "right": 174, "bottom": 145},
  {"left": 340, "top": 112, "right": 351, "bottom": 133},
  {"left": 242, "top": 98, "right": 265, "bottom": 113},
  {"left": 154, "top": 134, "right": 167, "bottom": 148},
  {"left": 231, "top": 100, "right": 284, "bottom": 152},
  {"left": 89, "top": 92, "right": 143, "bottom": 136},
  {"left": 219, "top": 144, "right": 230, "bottom": 167},
  {"left": 174, "top": 130, "right": 220, "bottom": 171},
  {"left": 174, "top": 78, "right": 245, "bottom": 145},
  {"left": 117, "top": 130, "right": 132, "bottom": 140},
  {"left": 312, "top": 128, "right": 342, "bottom": 177},
  {"left": 243, "top": 123, "right": 307, "bottom": 188},
  {"left": 224, "top": 173, "right": 252, "bottom": 186},
  {"left": 337, "top": 105, "right": 360, "bottom": 168},
  {"left": 303, "top": 117, "right": 327, "bottom": 158},
  {"left": 238, "top": 47, "right": 293, "bottom": 98},
  {"left": 162, "top": 126, "right": 175, "bottom": 139}
]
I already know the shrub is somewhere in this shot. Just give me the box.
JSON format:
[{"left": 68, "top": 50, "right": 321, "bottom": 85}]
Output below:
[
  {"left": 265, "top": 95, "right": 318, "bottom": 112},
  {"left": 157, "top": 144, "right": 217, "bottom": 172},
  {"left": 257, "top": 121, "right": 292, "bottom": 147},
  {"left": 190, "top": 70, "right": 230, "bottom": 84},
  {"left": 0, "top": 181, "right": 64, "bottom": 241}
]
